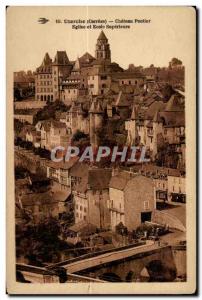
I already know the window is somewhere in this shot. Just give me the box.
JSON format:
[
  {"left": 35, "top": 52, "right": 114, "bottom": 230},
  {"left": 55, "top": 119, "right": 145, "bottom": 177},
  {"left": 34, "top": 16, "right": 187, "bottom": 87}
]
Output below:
[
  {"left": 83, "top": 215, "right": 86, "bottom": 221},
  {"left": 80, "top": 206, "right": 82, "bottom": 211},
  {"left": 84, "top": 207, "right": 87, "bottom": 212},
  {"left": 129, "top": 80, "right": 131, "bottom": 85},
  {"left": 101, "top": 75, "right": 107, "bottom": 80},
  {"left": 144, "top": 201, "right": 149, "bottom": 210}
]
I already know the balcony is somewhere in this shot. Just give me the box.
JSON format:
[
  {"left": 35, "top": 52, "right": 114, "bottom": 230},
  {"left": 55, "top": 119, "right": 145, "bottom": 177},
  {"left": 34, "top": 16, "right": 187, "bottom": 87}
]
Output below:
[{"left": 109, "top": 206, "right": 124, "bottom": 214}]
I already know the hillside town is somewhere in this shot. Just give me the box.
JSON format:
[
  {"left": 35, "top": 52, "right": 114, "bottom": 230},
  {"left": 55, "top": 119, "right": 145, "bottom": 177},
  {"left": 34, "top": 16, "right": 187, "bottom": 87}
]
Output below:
[{"left": 14, "top": 31, "right": 186, "bottom": 283}]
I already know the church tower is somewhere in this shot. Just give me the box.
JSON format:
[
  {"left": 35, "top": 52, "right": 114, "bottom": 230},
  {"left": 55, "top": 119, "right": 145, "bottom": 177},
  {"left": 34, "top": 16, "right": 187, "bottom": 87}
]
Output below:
[{"left": 95, "top": 31, "right": 111, "bottom": 62}]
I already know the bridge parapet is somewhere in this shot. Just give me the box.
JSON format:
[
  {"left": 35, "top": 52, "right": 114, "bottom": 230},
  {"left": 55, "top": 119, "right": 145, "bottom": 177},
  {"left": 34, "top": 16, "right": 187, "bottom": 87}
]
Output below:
[{"left": 48, "top": 241, "right": 146, "bottom": 270}]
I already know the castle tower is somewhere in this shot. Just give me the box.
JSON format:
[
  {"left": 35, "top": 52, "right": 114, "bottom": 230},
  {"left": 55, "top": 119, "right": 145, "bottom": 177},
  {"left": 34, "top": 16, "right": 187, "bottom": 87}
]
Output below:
[
  {"left": 125, "top": 105, "right": 138, "bottom": 146},
  {"left": 89, "top": 100, "right": 104, "bottom": 148},
  {"left": 95, "top": 31, "right": 111, "bottom": 62},
  {"left": 52, "top": 51, "right": 72, "bottom": 101},
  {"left": 152, "top": 110, "right": 163, "bottom": 160}
]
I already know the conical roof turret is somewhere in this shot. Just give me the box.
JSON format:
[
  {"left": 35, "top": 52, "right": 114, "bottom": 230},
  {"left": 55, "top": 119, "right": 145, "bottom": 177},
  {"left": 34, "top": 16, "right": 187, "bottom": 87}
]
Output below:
[{"left": 97, "top": 30, "right": 108, "bottom": 41}]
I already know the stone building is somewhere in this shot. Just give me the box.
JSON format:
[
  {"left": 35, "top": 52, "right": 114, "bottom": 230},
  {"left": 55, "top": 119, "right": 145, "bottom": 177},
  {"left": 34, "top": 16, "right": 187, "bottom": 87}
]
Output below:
[
  {"left": 46, "top": 157, "right": 78, "bottom": 192},
  {"left": 49, "top": 120, "right": 70, "bottom": 149},
  {"left": 70, "top": 163, "right": 112, "bottom": 230},
  {"left": 168, "top": 175, "right": 186, "bottom": 203},
  {"left": 35, "top": 51, "right": 73, "bottom": 102},
  {"left": 132, "top": 164, "right": 181, "bottom": 203},
  {"left": 109, "top": 172, "right": 155, "bottom": 231},
  {"left": 52, "top": 51, "right": 73, "bottom": 101},
  {"left": 35, "top": 53, "right": 53, "bottom": 102},
  {"left": 95, "top": 30, "right": 111, "bottom": 62},
  {"left": 125, "top": 92, "right": 185, "bottom": 163},
  {"left": 35, "top": 120, "right": 51, "bottom": 149},
  {"left": 18, "top": 190, "right": 68, "bottom": 223},
  {"left": 61, "top": 52, "right": 95, "bottom": 105},
  {"left": 89, "top": 100, "right": 104, "bottom": 148}
]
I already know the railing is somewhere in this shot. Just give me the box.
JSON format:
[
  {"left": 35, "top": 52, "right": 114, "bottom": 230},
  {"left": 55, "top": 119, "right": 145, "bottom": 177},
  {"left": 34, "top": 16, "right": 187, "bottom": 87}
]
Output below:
[{"left": 47, "top": 241, "right": 146, "bottom": 270}]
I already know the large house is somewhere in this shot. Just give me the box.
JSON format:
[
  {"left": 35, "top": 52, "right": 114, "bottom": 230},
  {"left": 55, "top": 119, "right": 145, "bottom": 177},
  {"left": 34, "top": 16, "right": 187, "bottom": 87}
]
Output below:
[
  {"left": 109, "top": 171, "right": 155, "bottom": 231},
  {"left": 70, "top": 163, "right": 112, "bottom": 230},
  {"left": 125, "top": 92, "right": 185, "bottom": 164}
]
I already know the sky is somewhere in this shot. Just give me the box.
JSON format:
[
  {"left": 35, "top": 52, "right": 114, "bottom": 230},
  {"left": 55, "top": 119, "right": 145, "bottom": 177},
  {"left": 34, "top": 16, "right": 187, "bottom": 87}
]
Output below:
[{"left": 7, "top": 6, "right": 195, "bottom": 72}]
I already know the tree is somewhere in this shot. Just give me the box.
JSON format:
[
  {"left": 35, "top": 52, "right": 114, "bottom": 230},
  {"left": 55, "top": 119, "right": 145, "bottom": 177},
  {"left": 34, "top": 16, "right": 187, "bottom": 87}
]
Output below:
[
  {"left": 14, "top": 119, "right": 24, "bottom": 135},
  {"left": 72, "top": 130, "right": 88, "bottom": 142},
  {"left": 170, "top": 57, "right": 182, "bottom": 66},
  {"left": 16, "top": 217, "right": 71, "bottom": 264},
  {"left": 115, "top": 222, "right": 128, "bottom": 236},
  {"left": 33, "top": 100, "right": 70, "bottom": 124}
]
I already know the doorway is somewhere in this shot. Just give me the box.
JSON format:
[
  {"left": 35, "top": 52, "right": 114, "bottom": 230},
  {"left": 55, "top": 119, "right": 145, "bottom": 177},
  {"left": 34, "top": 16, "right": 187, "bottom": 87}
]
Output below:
[{"left": 141, "top": 212, "right": 152, "bottom": 223}]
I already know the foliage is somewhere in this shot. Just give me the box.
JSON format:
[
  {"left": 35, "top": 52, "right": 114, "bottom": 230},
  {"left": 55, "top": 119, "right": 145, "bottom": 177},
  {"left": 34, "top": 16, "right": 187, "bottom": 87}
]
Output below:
[
  {"left": 72, "top": 130, "right": 88, "bottom": 142},
  {"left": 33, "top": 147, "right": 51, "bottom": 159},
  {"left": 170, "top": 57, "right": 182, "bottom": 66},
  {"left": 15, "top": 138, "right": 34, "bottom": 150},
  {"left": 33, "top": 100, "right": 70, "bottom": 124},
  {"left": 161, "top": 84, "right": 175, "bottom": 102},
  {"left": 115, "top": 222, "right": 128, "bottom": 236},
  {"left": 15, "top": 166, "right": 30, "bottom": 179},
  {"left": 14, "top": 119, "right": 24, "bottom": 135},
  {"left": 16, "top": 217, "right": 70, "bottom": 264}
]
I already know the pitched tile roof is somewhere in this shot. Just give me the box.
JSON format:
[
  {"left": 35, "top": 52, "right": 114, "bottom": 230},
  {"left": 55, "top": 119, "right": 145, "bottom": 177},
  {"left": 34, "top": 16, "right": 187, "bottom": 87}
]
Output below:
[
  {"left": 109, "top": 171, "right": 134, "bottom": 190},
  {"left": 53, "top": 51, "right": 69, "bottom": 65}
]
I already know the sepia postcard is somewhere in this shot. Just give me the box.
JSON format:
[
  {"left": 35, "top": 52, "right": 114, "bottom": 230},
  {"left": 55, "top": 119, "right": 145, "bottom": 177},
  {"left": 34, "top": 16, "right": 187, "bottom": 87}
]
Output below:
[{"left": 6, "top": 6, "right": 196, "bottom": 294}]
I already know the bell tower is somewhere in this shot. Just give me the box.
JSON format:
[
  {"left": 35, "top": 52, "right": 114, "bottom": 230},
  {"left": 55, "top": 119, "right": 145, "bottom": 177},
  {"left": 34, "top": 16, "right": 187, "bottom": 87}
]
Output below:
[{"left": 95, "top": 31, "right": 111, "bottom": 62}]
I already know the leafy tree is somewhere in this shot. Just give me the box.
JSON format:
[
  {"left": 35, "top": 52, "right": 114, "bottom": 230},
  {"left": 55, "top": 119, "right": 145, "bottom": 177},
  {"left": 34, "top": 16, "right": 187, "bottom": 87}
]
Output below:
[
  {"left": 14, "top": 119, "right": 24, "bottom": 135},
  {"left": 33, "top": 100, "right": 70, "bottom": 124},
  {"left": 16, "top": 217, "right": 71, "bottom": 264},
  {"left": 115, "top": 222, "right": 128, "bottom": 236},
  {"left": 72, "top": 130, "right": 88, "bottom": 142}
]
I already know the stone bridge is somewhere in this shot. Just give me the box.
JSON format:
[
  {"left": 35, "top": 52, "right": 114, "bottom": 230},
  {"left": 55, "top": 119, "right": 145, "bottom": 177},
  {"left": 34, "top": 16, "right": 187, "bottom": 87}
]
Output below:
[{"left": 49, "top": 242, "right": 186, "bottom": 282}]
